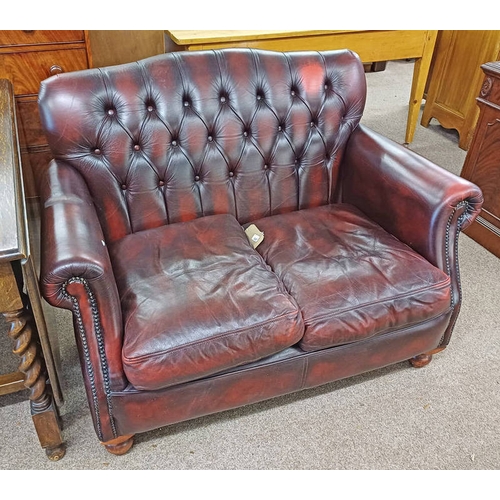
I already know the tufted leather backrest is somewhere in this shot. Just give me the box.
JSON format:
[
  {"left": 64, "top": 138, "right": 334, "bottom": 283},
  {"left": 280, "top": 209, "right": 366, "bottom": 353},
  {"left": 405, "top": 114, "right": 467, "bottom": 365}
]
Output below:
[{"left": 38, "top": 48, "right": 366, "bottom": 243}]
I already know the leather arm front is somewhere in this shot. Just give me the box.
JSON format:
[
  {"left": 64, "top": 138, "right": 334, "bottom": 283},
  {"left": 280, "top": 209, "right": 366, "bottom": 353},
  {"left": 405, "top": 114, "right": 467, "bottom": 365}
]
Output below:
[
  {"left": 341, "top": 125, "right": 483, "bottom": 271},
  {"left": 40, "top": 160, "right": 126, "bottom": 440},
  {"left": 341, "top": 125, "right": 483, "bottom": 347}
]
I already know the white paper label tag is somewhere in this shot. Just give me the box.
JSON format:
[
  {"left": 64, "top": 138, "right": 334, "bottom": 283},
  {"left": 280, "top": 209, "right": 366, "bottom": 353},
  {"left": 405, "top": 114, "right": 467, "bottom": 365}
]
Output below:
[{"left": 244, "top": 224, "right": 265, "bottom": 249}]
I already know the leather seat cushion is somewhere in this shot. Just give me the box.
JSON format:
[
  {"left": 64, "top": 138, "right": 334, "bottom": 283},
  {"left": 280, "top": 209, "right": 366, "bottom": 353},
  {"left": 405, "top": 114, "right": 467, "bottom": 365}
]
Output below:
[
  {"left": 252, "top": 204, "right": 452, "bottom": 352},
  {"left": 109, "top": 214, "right": 304, "bottom": 391}
]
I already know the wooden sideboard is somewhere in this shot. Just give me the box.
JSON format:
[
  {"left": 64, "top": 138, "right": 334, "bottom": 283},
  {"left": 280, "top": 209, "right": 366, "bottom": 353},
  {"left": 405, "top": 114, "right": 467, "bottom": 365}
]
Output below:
[
  {"left": 0, "top": 30, "right": 90, "bottom": 199},
  {"left": 0, "top": 30, "right": 165, "bottom": 199},
  {"left": 421, "top": 31, "right": 500, "bottom": 150},
  {"left": 460, "top": 62, "right": 500, "bottom": 258},
  {"left": 166, "top": 30, "right": 438, "bottom": 146}
]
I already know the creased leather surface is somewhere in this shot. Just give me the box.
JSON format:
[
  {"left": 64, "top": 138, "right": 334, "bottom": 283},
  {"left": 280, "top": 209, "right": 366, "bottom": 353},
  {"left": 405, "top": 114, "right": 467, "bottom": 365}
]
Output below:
[
  {"left": 253, "top": 204, "right": 451, "bottom": 351},
  {"left": 111, "top": 311, "right": 450, "bottom": 436},
  {"left": 35, "top": 47, "right": 483, "bottom": 443},
  {"left": 341, "top": 125, "right": 484, "bottom": 270},
  {"left": 109, "top": 213, "right": 304, "bottom": 390},
  {"left": 39, "top": 161, "right": 126, "bottom": 390}
]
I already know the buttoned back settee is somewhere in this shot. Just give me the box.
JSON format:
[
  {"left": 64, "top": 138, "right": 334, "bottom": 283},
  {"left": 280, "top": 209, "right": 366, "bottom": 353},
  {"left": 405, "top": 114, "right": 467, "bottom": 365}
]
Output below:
[{"left": 37, "top": 48, "right": 483, "bottom": 455}]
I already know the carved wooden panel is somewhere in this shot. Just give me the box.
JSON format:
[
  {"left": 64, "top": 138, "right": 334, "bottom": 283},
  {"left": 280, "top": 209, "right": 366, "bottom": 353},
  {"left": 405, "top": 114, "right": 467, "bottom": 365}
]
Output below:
[{"left": 461, "top": 62, "right": 500, "bottom": 258}]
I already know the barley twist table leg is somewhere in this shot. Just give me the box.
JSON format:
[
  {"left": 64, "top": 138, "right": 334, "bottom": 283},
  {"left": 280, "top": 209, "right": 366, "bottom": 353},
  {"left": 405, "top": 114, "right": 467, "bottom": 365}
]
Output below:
[{"left": 3, "top": 306, "right": 65, "bottom": 461}]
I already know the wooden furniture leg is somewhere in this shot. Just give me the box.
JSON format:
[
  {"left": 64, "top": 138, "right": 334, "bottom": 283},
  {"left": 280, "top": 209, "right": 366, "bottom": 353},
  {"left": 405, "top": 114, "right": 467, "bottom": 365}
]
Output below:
[
  {"left": 0, "top": 261, "right": 65, "bottom": 461},
  {"left": 409, "top": 353, "right": 433, "bottom": 368},
  {"left": 1, "top": 77, "right": 65, "bottom": 460},
  {"left": 405, "top": 30, "right": 438, "bottom": 145},
  {"left": 101, "top": 434, "right": 135, "bottom": 456},
  {"left": 409, "top": 347, "right": 446, "bottom": 368}
]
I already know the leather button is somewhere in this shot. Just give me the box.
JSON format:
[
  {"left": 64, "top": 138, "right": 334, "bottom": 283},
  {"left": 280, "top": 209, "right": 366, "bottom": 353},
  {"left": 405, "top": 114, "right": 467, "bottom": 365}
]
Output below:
[
  {"left": 256, "top": 94, "right": 262, "bottom": 101},
  {"left": 134, "top": 144, "right": 141, "bottom": 151},
  {"left": 264, "top": 164, "right": 269, "bottom": 170},
  {"left": 208, "top": 135, "right": 213, "bottom": 142},
  {"left": 243, "top": 130, "right": 248, "bottom": 137},
  {"left": 220, "top": 96, "right": 226, "bottom": 103},
  {"left": 159, "top": 180, "right": 165, "bottom": 186},
  {"left": 107, "top": 109, "right": 115, "bottom": 116},
  {"left": 278, "top": 125, "right": 282, "bottom": 132},
  {"left": 184, "top": 101, "right": 190, "bottom": 107},
  {"left": 229, "top": 171, "right": 234, "bottom": 177},
  {"left": 194, "top": 175, "right": 200, "bottom": 181},
  {"left": 121, "top": 184, "right": 127, "bottom": 190},
  {"left": 171, "top": 140, "right": 177, "bottom": 147},
  {"left": 147, "top": 105, "right": 154, "bottom": 112},
  {"left": 291, "top": 90, "right": 295, "bottom": 96},
  {"left": 94, "top": 148, "right": 101, "bottom": 155}
]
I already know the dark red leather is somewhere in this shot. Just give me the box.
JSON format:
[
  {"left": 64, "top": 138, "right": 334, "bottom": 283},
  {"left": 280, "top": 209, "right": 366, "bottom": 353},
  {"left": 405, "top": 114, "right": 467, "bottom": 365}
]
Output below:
[
  {"left": 39, "top": 161, "right": 127, "bottom": 391},
  {"left": 253, "top": 204, "right": 451, "bottom": 351},
  {"left": 37, "top": 49, "right": 366, "bottom": 243},
  {"left": 35, "top": 48, "right": 483, "bottom": 445},
  {"left": 341, "top": 125, "right": 484, "bottom": 271},
  {"left": 108, "top": 213, "right": 304, "bottom": 390},
  {"left": 341, "top": 125, "right": 483, "bottom": 347},
  {"left": 111, "top": 311, "right": 451, "bottom": 437}
]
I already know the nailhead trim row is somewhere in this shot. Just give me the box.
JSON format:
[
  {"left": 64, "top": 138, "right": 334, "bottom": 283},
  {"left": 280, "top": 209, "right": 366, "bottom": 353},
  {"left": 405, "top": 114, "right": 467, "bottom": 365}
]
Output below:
[
  {"left": 62, "top": 277, "right": 117, "bottom": 441},
  {"left": 441, "top": 200, "right": 468, "bottom": 346}
]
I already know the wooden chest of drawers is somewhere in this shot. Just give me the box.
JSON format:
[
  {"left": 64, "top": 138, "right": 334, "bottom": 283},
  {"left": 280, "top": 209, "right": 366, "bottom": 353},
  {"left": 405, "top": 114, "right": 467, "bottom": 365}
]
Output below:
[
  {"left": 0, "top": 30, "right": 90, "bottom": 198},
  {"left": 460, "top": 61, "right": 500, "bottom": 258}
]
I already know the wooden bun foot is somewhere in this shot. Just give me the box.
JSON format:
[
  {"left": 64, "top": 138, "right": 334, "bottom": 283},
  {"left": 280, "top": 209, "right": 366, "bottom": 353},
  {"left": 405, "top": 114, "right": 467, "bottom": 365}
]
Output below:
[
  {"left": 101, "top": 434, "right": 134, "bottom": 456},
  {"left": 409, "top": 353, "right": 433, "bottom": 368}
]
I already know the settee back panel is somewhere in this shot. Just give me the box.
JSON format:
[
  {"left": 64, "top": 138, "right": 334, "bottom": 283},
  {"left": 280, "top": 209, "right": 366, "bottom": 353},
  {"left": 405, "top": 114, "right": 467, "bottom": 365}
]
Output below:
[{"left": 38, "top": 48, "right": 366, "bottom": 243}]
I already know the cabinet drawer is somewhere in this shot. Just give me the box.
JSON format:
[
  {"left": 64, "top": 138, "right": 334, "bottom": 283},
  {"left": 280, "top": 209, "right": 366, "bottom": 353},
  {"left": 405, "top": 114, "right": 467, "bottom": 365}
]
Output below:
[
  {"left": 0, "top": 48, "right": 89, "bottom": 95},
  {"left": 0, "top": 30, "right": 85, "bottom": 46}
]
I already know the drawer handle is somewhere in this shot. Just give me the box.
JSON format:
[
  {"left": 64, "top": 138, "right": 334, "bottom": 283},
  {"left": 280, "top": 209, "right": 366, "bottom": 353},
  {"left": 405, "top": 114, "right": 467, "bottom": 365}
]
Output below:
[
  {"left": 22, "top": 30, "right": 35, "bottom": 34},
  {"left": 49, "top": 65, "right": 64, "bottom": 75}
]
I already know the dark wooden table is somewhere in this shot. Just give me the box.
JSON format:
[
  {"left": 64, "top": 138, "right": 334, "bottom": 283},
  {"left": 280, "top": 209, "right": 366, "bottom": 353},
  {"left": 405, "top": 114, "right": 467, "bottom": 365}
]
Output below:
[{"left": 0, "top": 78, "right": 65, "bottom": 460}]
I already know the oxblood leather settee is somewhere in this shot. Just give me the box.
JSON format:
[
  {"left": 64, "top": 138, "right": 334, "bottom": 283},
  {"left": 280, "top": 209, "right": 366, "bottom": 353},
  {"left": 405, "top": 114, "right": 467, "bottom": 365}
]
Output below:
[{"left": 37, "top": 48, "right": 483, "bottom": 456}]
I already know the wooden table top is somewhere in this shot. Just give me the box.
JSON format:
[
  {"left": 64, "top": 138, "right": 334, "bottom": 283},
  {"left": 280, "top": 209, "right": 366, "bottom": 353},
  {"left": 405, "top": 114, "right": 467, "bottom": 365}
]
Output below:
[
  {"left": 0, "top": 79, "right": 28, "bottom": 262},
  {"left": 167, "top": 30, "right": 365, "bottom": 45}
]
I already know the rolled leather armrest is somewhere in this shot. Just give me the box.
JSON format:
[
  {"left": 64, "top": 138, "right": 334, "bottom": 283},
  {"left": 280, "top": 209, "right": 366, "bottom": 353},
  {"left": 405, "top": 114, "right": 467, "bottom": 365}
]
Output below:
[
  {"left": 40, "top": 160, "right": 119, "bottom": 309},
  {"left": 40, "top": 160, "right": 126, "bottom": 401},
  {"left": 341, "top": 124, "right": 483, "bottom": 271}
]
